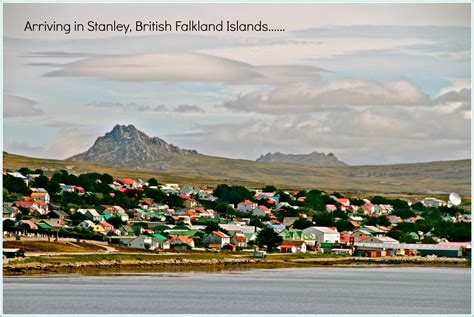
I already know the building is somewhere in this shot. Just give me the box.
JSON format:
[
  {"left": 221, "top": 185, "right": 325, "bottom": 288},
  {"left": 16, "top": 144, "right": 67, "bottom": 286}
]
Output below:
[
  {"left": 203, "top": 231, "right": 231, "bottom": 248},
  {"left": 279, "top": 240, "right": 307, "bottom": 253},
  {"left": 303, "top": 227, "right": 340, "bottom": 245},
  {"left": 237, "top": 200, "right": 258, "bottom": 213}
]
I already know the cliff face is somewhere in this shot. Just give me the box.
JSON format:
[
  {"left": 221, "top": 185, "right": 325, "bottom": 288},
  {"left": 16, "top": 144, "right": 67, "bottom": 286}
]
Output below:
[
  {"left": 68, "top": 124, "right": 197, "bottom": 168},
  {"left": 256, "top": 151, "right": 348, "bottom": 166}
]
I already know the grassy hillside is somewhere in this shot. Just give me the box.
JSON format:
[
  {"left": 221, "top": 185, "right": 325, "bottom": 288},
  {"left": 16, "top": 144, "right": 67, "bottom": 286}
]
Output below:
[{"left": 3, "top": 152, "right": 471, "bottom": 195}]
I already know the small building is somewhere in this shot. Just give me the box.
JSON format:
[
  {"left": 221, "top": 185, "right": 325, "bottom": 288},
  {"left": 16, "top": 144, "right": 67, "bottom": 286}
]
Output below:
[
  {"left": 303, "top": 226, "right": 340, "bottom": 245},
  {"left": 237, "top": 200, "right": 258, "bottom": 213},
  {"left": 3, "top": 248, "right": 25, "bottom": 259},
  {"left": 203, "top": 231, "right": 231, "bottom": 248},
  {"left": 279, "top": 240, "right": 307, "bottom": 253}
]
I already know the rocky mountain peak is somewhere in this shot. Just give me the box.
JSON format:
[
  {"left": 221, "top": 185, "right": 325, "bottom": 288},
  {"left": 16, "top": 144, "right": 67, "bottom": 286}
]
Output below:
[
  {"left": 256, "top": 151, "right": 348, "bottom": 167},
  {"left": 68, "top": 124, "right": 197, "bottom": 168}
]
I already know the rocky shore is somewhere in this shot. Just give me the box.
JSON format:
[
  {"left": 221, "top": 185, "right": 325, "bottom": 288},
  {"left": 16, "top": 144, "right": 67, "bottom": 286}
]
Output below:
[{"left": 4, "top": 256, "right": 469, "bottom": 275}]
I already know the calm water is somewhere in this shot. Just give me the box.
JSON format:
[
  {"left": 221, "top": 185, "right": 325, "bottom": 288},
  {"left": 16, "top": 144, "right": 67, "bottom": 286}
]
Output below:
[{"left": 3, "top": 267, "right": 471, "bottom": 314}]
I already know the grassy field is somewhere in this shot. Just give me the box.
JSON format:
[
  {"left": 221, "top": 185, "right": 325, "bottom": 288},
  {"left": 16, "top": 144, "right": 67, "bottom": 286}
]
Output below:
[
  {"left": 3, "top": 240, "right": 107, "bottom": 253},
  {"left": 4, "top": 152, "right": 471, "bottom": 195}
]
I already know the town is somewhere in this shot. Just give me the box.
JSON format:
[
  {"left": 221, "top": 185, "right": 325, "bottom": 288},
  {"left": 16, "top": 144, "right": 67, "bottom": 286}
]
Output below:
[{"left": 3, "top": 167, "right": 471, "bottom": 263}]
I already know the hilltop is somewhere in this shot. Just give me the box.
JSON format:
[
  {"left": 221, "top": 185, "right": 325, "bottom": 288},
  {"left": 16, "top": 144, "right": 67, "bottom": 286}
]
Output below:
[
  {"left": 257, "top": 151, "right": 348, "bottom": 167},
  {"left": 68, "top": 124, "right": 197, "bottom": 169}
]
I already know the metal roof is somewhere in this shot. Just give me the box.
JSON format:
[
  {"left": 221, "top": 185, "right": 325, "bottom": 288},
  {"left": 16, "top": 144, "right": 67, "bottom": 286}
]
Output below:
[{"left": 354, "top": 242, "right": 463, "bottom": 251}]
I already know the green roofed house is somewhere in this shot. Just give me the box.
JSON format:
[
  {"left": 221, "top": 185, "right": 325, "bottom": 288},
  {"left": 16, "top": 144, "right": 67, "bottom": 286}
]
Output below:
[
  {"left": 37, "top": 222, "right": 53, "bottom": 231},
  {"left": 165, "top": 229, "right": 201, "bottom": 237},
  {"left": 280, "top": 230, "right": 316, "bottom": 246},
  {"left": 151, "top": 233, "right": 168, "bottom": 241}
]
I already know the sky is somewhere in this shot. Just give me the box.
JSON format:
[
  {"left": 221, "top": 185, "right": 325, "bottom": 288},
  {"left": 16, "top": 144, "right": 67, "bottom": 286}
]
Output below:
[{"left": 3, "top": 3, "right": 471, "bottom": 165}]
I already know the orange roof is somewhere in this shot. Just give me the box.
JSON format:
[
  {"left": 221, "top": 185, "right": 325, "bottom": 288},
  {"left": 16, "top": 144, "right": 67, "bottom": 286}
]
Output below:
[
  {"left": 34, "top": 200, "right": 48, "bottom": 206},
  {"left": 214, "top": 230, "right": 229, "bottom": 238},
  {"left": 239, "top": 200, "right": 255, "bottom": 205},
  {"left": 232, "top": 235, "right": 247, "bottom": 242},
  {"left": 337, "top": 198, "right": 350, "bottom": 205},
  {"left": 208, "top": 243, "right": 221, "bottom": 248},
  {"left": 170, "top": 235, "right": 194, "bottom": 244},
  {"left": 119, "top": 178, "right": 136, "bottom": 185},
  {"left": 31, "top": 192, "right": 48, "bottom": 197}
]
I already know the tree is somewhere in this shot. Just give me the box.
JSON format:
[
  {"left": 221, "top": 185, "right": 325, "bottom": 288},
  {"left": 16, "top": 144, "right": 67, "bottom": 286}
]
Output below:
[
  {"left": 4, "top": 175, "right": 31, "bottom": 195},
  {"left": 256, "top": 226, "right": 283, "bottom": 251},
  {"left": 262, "top": 185, "right": 277, "bottom": 192},
  {"left": 148, "top": 178, "right": 159, "bottom": 186},
  {"left": 213, "top": 184, "right": 253, "bottom": 205},
  {"left": 249, "top": 216, "right": 265, "bottom": 228},
  {"left": 204, "top": 222, "right": 229, "bottom": 235},
  {"left": 292, "top": 218, "right": 313, "bottom": 230},
  {"left": 45, "top": 180, "right": 61, "bottom": 194},
  {"left": 18, "top": 167, "right": 32, "bottom": 175}
]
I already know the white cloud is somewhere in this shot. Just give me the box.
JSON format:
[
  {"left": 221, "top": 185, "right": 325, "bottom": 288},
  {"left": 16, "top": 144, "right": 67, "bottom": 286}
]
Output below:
[
  {"left": 222, "top": 79, "right": 432, "bottom": 113},
  {"left": 168, "top": 105, "right": 470, "bottom": 165},
  {"left": 43, "top": 52, "right": 325, "bottom": 85},
  {"left": 4, "top": 94, "right": 44, "bottom": 118}
]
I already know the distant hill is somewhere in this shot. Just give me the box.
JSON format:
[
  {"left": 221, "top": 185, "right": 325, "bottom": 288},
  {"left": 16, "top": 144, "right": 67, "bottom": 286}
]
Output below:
[
  {"left": 4, "top": 151, "right": 471, "bottom": 195},
  {"left": 68, "top": 124, "right": 197, "bottom": 169},
  {"left": 257, "top": 151, "right": 348, "bottom": 167}
]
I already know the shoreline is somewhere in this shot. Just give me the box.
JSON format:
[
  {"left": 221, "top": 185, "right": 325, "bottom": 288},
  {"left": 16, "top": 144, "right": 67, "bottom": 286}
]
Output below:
[{"left": 4, "top": 255, "right": 469, "bottom": 276}]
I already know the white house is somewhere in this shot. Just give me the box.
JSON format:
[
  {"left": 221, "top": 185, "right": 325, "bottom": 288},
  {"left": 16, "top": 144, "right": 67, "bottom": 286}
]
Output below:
[
  {"left": 303, "top": 226, "right": 340, "bottom": 245},
  {"left": 252, "top": 205, "right": 270, "bottom": 216},
  {"left": 128, "top": 235, "right": 170, "bottom": 250},
  {"left": 78, "top": 209, "right": 100, "bottom": 222},
  {"left": 202, "top": 231, "right": 231, "bottom": 248},
  {"left": 237, "top": 200, "right": 258, "bottom": 213},
  {"left": 78, "top": 220, "right": 95, "bottom": 229}
]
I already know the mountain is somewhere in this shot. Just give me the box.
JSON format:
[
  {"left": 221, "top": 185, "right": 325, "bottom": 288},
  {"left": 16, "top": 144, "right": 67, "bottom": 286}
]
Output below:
[
  {"left": 68, "top": 124, "right": 197, "bottom": 168},
  {"left": 257, "top": 151, "right": 348, "bottom": 166}
]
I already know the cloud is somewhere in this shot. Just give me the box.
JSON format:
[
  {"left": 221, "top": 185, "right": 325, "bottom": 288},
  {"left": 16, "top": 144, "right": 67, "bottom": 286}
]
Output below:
[
  {"left": 4, "top": 122, "right": 100, "bottom": 159},
  {"left": 43, "top": 52, "right": 325, "bottom": 85},
  {"left": 4, "top": 94, "right": 44, "bottom": 118},
  {"left": 173, "top": 104, "right": 205, "bottom": 113},
  {"left": 222, "top": 79, "right": 432, "bottom": 113},
  {"left": 87, "top": 101, "right": 205, "bottom": 113},
  {"left": 168, "top": 104, "right": 470, "bottom": 165}
]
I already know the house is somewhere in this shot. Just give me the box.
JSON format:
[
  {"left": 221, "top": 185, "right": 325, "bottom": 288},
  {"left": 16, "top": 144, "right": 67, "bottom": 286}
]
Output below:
[
  {"left": 237, "top": 200, "right": 258, "bottom": 213},
  {"left": 16, "top": 219, "right": 38, "bottom": 230},
  {"left": 337, "top": 198, "right": 350, "bottom": 207},
  {"left": 365, "top": 236, "right": 400, "bottom": 244},
  {"left": 78, "top": 209, "right": 100, "bottom": 222},
  {"left": 280, "top": 230, "right": 316, "bottom": 246},
  {"left": 128, "top": 234, "right": 170, "bottom": 250},
  {"left": 326, "top": 204, "right": 337, "bottom": 212},
  {"left": 99, "top": 221, "right": 114, "bottom": 232},
  {"left": 252, "top": 205, "right": 270, "bottom": 216},
  {"left": 169, "top": 235, "right": 195, "bottom": 249},
  {"left": 282, "top": 217, "right": 299, "bottom": 228},
  {"left": 421, "top": 197, "right": 447, "bottom": 208},
  {"left": 78, "top": 220, "right": 95, "bottom": 229},
  {"left": 279, "top": 240, "right": 307, "bottom": 253},
  {"left": 183, "top": 197, "right": 198, "bottom": 209},
  {"left": 92, "top": 224, "right": 106, "bottom": 233},
  {"left": 230, "top": 234, "right": 248, "bottom": 248},
  {"left": 117, "top": 178, "right": 139, "bottom": 189},
  {"left": 31, "top": 192, "right": 50, "bottom": 204},
  {"left": 352, "top": 225, "right": 388, "bottom": 238},
  {"left": 203, "top": 231, "right": 231, "bottom": 248},
  {"left": 303, "top": 227, "right": 340, "bottom": 245}
]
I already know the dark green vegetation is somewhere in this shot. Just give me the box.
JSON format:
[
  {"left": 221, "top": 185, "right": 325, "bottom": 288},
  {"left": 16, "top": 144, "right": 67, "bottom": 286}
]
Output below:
[
  {"left": 4, "top": 167, "right": 471, "bottom": 244},
  {"left": 3, "top": 151, "right": 471, "bottom": 195}
]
